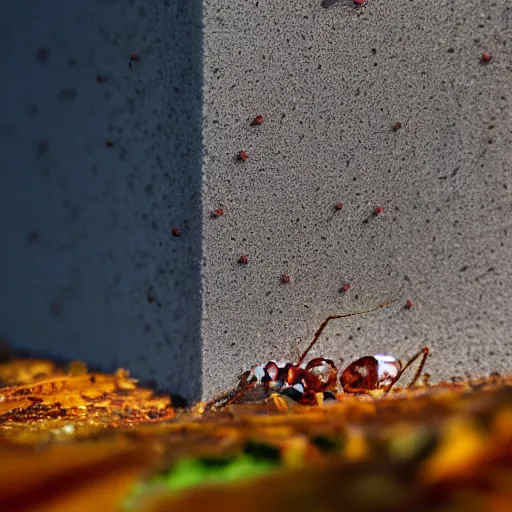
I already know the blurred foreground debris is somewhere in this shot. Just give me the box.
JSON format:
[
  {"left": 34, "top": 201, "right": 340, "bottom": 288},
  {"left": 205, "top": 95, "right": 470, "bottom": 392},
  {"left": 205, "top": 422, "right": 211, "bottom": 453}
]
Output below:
[
  {"left": 0, "top": 358, "right": 175, "bottom": 443},
  {"left": 0, "top": 359, "right": 511, "bottom": 512}
]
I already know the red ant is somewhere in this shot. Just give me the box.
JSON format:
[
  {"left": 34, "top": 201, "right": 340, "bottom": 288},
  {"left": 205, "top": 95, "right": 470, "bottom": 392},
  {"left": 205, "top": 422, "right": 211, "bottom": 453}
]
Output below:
[
  {"left": 129, "top": 53, "right": 140, "bottom": 70},
  {"left": 206, "top": 300, "right": 429, "bottom": 409},
  {"left": 251, "top": 115, "right": 264, "bottom": 126}
]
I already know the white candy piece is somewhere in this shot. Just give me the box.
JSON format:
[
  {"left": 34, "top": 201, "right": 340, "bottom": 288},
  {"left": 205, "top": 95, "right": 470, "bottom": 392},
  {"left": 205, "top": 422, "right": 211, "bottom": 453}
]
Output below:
[
  {"left": 292, "top": 382, "right": 305, "bottom": 394},
  {"left": 374, "top": 354, "right": 401, "bottom": 383},
  {"left": 248, "top": 364, "right": 266, "bottom": 383},
  {"left": 269, "top": 359, "right": 290, "bottom": 368}
]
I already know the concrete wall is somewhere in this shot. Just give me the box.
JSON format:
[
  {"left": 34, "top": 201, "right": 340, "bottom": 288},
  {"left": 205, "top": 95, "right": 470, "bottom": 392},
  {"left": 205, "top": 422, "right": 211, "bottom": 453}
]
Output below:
[
  {"left": 1, "top": 0, "right": 510, "bottom": 402},
  {"left": 201, "top": 0, "right": 511, "bottom": 398},
  {"left": 0, "top": 1, "right": 203, "bottom": 401}
]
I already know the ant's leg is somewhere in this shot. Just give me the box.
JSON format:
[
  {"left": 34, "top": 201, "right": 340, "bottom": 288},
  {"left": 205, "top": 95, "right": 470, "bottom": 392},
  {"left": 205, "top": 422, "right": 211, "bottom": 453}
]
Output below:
[
  {"left": 297, "top": 299, "right": 397, "bottom": 365},
  {"left": 223, "top": 381, "right": 257, "bottom": 408},
  {"left": 406, "top": 347, "right": 429, "bottom": 388},
  {"left": 205, "top": 375, "right": 255, "bottom": 410},
  {"left": 383, "top": 347, "right": 429, "bottom": 395},
  {"left": 204, "top": 389, "right": 237, "bottom": 410},
  {"left": 270, "top": 393, "right": 288, "bottom": 412}
]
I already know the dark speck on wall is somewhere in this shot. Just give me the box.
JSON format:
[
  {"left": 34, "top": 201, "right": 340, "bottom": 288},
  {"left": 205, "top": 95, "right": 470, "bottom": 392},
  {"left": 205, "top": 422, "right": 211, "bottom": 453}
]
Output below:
[
  {"left": 27, "top": 105, "right": 39, "bottom": 118},
  {"left": 49, "top": 302, "right": 62, "bottom": 316},
  {"left": 321, "top": 0, "right": 342, "bottom": 8},
  {"left": 57, "top": 88, "right": 78, "bottom": 103},
  {"left": 35, "top": 139, "right": 49, "bottom": 159},
  {"left": 35, "top": 47, "right": 50, "bottom": 62},
  {"left": 27, "top": 231, "right": 40, "bottom": 244}
]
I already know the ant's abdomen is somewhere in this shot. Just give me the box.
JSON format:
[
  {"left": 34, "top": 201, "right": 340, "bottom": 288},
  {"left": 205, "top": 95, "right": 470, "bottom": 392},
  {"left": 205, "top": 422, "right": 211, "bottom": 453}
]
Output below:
[{"left": 340, "top": 356, "right": 380, "bottom": 392}]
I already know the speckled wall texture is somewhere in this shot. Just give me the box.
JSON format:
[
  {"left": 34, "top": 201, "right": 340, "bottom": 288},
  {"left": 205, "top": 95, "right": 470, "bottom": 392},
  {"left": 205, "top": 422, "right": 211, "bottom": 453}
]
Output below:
[
  {"left": 0, "top": 1, "right": 203, "bottom": 400},
  {"left": 201, "top": 0, "right": 511, "bottom": 399},
  {"left": 1, "top": 1, "right": 510, "bottom": 403}
]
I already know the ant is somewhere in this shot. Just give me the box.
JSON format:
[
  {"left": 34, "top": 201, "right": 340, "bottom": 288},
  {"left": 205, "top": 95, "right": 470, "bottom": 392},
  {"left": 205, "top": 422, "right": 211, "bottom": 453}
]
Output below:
[{"left": 206, "top": 300, "right": 429, "bottom": 409}]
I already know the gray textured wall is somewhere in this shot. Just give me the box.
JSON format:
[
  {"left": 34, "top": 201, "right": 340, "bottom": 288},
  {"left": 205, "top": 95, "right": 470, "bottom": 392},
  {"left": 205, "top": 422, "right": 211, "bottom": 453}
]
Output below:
[
  {"left": 0, "top": 1, "right": 203, "bottom": 400},
  {"left": 1, "top": 1, "right": 511, "bottom": 403},
  {"left": 201, "top": 0, "right": 511, "bottom": 398}
]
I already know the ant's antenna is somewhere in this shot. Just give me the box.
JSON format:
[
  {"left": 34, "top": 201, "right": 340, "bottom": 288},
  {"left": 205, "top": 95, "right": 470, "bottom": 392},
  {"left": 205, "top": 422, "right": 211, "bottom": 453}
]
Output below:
[{"left": 297, "top": 299, "right": 397, "bottom": 366}]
